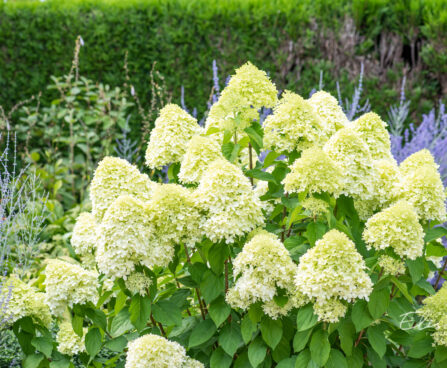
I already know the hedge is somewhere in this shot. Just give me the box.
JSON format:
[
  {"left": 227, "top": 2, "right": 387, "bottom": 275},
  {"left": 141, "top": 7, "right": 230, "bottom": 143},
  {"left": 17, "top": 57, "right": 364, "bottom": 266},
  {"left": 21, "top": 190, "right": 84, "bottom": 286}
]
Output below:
[{"left": 0, "top": 0, "right": 446, "bottom": 119}]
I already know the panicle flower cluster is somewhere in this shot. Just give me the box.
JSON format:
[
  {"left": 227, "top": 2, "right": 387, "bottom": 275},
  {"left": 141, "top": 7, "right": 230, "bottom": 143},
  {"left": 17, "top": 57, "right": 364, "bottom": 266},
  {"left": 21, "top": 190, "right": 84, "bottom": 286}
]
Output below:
[
  {"left": 417, "top": 284, "right": 447, "bottom": 346},
  {"left": 323, "top": 128, "right": 374, "bottom": 200},
  {"left": 56, "top": 321, "right": 86, "bottom": 356},
  {"left": 145, "top": 104, "right": 202, "bottom": 169},
  {"left": 313, "top": 299, "right": 347, "bottom": 324},
  {"left": 307, "top": 90, "right": 348, "bottom": 140},
  {"left": 350, "top": 112, "right": 393, "bottom": 160},
  {"left": 301, "top": 197, "right": 330, "bottom": 217},
  {"left": 124, "top": 272, "right": 152, "bottom": 296},
  {"left": 71, "top": 212, "right": 97, "bottom": 256},
  {"left": 226, "top": 233, "right": 308, "bottom": 318},
  {"left": 125, "top": 334, "right": 203, "bottom": 368},
  {"left": 395, "top": 150, "right": 447, "bottom": 222},
  {"left": 179, "top": 135, "right": 223, "bottom": 183},
  {"left": 263, "top": 91, "right": 324, "bottom": 153},
  {"left": 205, "top": 62, "right": 277, "bottom": 133},
  {"left": 0, "top": 275, "right": 51, "bottom": 327},
  {"left": 44, "top": 259, "right": 99, "bottom": 317},
  {"left": 96, "top": 195, "right": 171, "bottom": 279},
  {"left": 295, "top": 230, "right": 372, "bottom": 322},
  {"left": 378, "top": 255, "right": 406, "bottom": 276},
  {"left": 283, "top": 147, "right": 343, "bottom": 196},
  {"left": 149, "top": 184, "right": 202, "bottom": 247},
  {"left": 194, "top": 159, "right": 264, "bottom": 243},
  {"left": 363, "top": 201, "right": 424, "bottom": 260},
  {"left": 90, "top": 156, "right": 157, "bottom": 222}
]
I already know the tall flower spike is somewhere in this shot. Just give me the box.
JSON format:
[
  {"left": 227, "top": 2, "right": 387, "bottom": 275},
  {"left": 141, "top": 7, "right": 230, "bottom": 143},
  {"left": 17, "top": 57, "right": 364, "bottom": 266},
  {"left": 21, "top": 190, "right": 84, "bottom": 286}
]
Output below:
[
  {"left": 90, "top": 156, "right": 157, "bottom": 222},
  {"left": 71, "top": 212, "right": 97, "bottom": 257},
  {"left": 194, "top": 158, "right": 264, "bottom": 243},
  {"left": 96, "top": 195, "right": 173, "bottom": 280},
  {"left": 44, "top": 259, "right": 99, "bottom": 317},
  {"left": 226, "top": 233, "right": 308, "bottom": 318},
  {"left": 56, "top": 321, "right": 87, "bottom": 356},
  {"left": 125, "top": 334, "right": 203, "bottom": 368},
  {"left": 295, "top": 229, "right": 372, "bottom": 322},
  {"left": 282, "top": 147, "right": 343, "bottom": 196},
  {"left": 145, "top": 104, "right": 202, "bottom": 169},
  {"left": 307, "top": 90, "right": 348, "bottom": 141},
  {"left": 323, "top": 128, "right": 374, "bottom": 200},
  {"left": 0, "top": 275, "right": 52, "bottom": 327},
  {"left": 179, "top": 135, "right": 224, "bottom": 184},
  {"left": 362, "top": 201, "right": 424, "bottom": 260},
  {"left": 263, "top": 91, "right": 324, "bottom": 153},
  {"left": 350, "top": 112, "right": 393, "bottom": 160},
  {"left": 205, "top": 62, "right": 278, "bottom": 133}
]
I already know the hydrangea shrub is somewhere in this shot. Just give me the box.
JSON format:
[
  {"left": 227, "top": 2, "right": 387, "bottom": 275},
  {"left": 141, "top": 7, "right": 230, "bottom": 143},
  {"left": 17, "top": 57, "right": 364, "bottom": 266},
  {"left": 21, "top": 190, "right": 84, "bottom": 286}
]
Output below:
[{"left": 2, "top": 62, "right": 447, "bottom": 368}]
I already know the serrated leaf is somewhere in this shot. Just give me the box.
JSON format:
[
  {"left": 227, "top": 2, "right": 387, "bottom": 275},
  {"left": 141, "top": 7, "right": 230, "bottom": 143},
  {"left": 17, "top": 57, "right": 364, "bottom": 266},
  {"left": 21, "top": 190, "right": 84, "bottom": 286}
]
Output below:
[
  {"left": 310, "top": 329, "right": 330, "bottom": 366},
  {"left": 23, "top": 353, "right": 44, "bottom": 368},
  {"left": 31, "top": 336, "right": 53, "bottom": 358},
  {"left": 209, "top": 296, "right": 231, "bottom": 327},
  {"left": 367, "top": 325, "right": 386, "bottom": 358},
  {"left": 325, "top": 349, "right": 348, "bottom": 368},
  {"left": 129, "top": 294, "right": 151, "bottom": 331},
  {"left": 248, "top": 336, "right": 267, "bottom": 367},
  {"left": 152, "top": 300, "right": 181, "bottom": 326},
  {"left": 424, "top": 226, "right": 447, "bottom": 243},
  {"left": 368, "top": 287, "right": 390, "bottom": 319},
  {"left": 104, "top": 336, "right": 127, "bottom": 352},
  {"left": 210, "top": 347, "right": 232, "bottom": 368},
  {"left": 208, "top": 243, "right": 229, "bottom": 275},
  {"left": 407, "top": 257, "right": 425, "bottom": 284},
  {"left": 189, "top": 319, "right": 216, "bottom": 348},
  {"left": 296, "top": 304, "right": 318, "bottom": 331},
  {"left": 351, "top": 300, "right": 373, "bottom": 332},
  {"left": 426, "top": 242, "right": 447, "bottom": 257},
  {"left": 200, "top": 270, "right": 224, "bottom": 303},
  {"left": 85, "top": 327, "right": 102, "bottom": 358},
  {"left": 260, "top": 317, "right": 282, "bottom": 349},
  {"left": 219, "top": 322, "right": 243, "bottom": 357},
  {"left": 241, "top": 314, "right": 257, "bottom": 343},
  {"left": 110, "top": 308, "right": 133, "bottom": 337}
]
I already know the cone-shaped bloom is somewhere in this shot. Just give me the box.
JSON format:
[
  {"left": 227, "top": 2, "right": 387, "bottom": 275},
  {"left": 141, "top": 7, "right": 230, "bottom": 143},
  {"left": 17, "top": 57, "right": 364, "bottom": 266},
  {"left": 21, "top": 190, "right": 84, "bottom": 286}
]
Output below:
[
  {"left": 226, "top": 233, "right": 308, "bottom": 318},
  {"left": 90, "top": 156, "right": 157, "bottom": 222},
  {"left": 96, "top": 195, "right": 172, "bottom": 279},
  {"left": 44, "top": 259, "right": 99, "bottom": 317},
  {"left": 350, "top": 112, "right": 393, "bottom": 160},
  {"left": 179, "top": 135, "right": 224, "bottom": 184},
  {"left": 149, "top": 184, "right": 202, "bottom": 247},
  {"left": 399, "top": 149, "right": 438, "bottom": 176},
  {"left": 283, "top": 147, "right": 343, "bottom": 196},
  {"left": 363, "top": 201, "right": 424, "bottom": 260},
  {"left": 125, "top": 334, "right": 203, "bottom": 368},
  {"left": 56, "top": 321, "right": 86, "bottom": 356},
  {"left": 378, "top": 255, "right": 406, "bottom": 276},
  {"left": 418, "top": 284, "right": 447, "bottom": 346},
  {"left": 124, "top": 271, "right": 152, "bottom": 296},
  {"left": 71, "top": 212, "right": 97, "bottom": 256},
  {"left": 308, "top": 90, "right": 348, "bottom": 140},
  {"left": 194, "top": 159, "right": 264, "bottom": 243},
  {"left": 145, "top": 104, "right": 202, "bottom": 169},
  {"left": 0, "top": 275, "right": 51, "bottom": 327},
  {"left": 301, "top": 197, "right": 330, "bottom": 217},
  {"left": 295, "top": 230, "right": 372, "bottom": 321},
  {"left": 263, "top": 91, "right": 324, "bottom": 153},
  {"left": 205, "top": 62, "right": 278, "bottom": 133},
  {"left": 323, "top": 128, "right": 374, "bottom": 200}
]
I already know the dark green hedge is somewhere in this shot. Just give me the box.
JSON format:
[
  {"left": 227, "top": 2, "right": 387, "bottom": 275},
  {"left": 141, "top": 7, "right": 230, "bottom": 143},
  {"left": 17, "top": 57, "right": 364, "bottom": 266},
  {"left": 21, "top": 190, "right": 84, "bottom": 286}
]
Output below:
[{"left": 0, "top": 0, "right": 446, "bottom": 118}]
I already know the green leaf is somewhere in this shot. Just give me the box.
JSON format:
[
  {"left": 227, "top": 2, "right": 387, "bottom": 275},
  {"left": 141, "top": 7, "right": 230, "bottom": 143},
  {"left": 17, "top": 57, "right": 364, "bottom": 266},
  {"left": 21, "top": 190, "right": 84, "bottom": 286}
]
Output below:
[
  {"left": 260, "top": 317, "right": 283, "bottom": 349},
  {"left": 241, "top": 314, "right": 257, "bottom": 344},
  {"left": 200, "top": 270, "right": 224, "bottom": 303},
  {"left": 293, "top": 328, "right": 313, "bottom": 353},
  {"left": 424, "top": 226, "right": 447, "bottom": 243},
  {"left": 351, "top": 300, "right": 373, "bottom": 332},
  {"left": 263, "top": 151, "right": 281, "bottom": 168},
  {"left": 49, "top": 356, "right": 71, "bottom": 368},
  {"left": 248, "top": 303, "right": 264, "bottom": 323},
  {"left": 273, "top": 337, "right": 291, "bottom": 363},
  {"left": 210, "top": 347, "right": 232, "bottom": 368},
  {"left": 305, "top": 222, "right": 327, "bottom": 247},
  {"left": 368, "top": 287, "right": 390, "bottom": 320},
  {"left": 325, "top": 349, "right": 348, "bottom": 368},
  {"left": 296, "top": 304, "right": 318, "bottom": 331},
  {"left": 338, "top": 319, "right": 355, "bottom": 356},
  {"left": 346, "top": 347, "right": 363, "bottom": 368},
  {"left": 416, "top": 279, "right": 436, "bottom": 295},
  {"left": 31, "top": 336, "right": 53, "bottom": 358},
  {"left": 85, "top": 328, "right": 102, "bottom": 358},
  {"left": 248, "top": 336, "right": 268, "bottom": 367},
  {"left": 209, "top": 296, "right": 231, "bottom": 327},
  {"left": 244, "top": 125, "right": 263, "bottom": 154},
  {"left": 104, "top": 336, "right": 127, "bottom": 352},
  {"left": 189, "top": 319, "right": 217, "bottom": 348},
  {"left": 276, "top": 357, "right": 297, "bottom": 368},
  {"left": 390, "top": 276, "right": 413, "bottom": 303},
  {"left": 114, "top": 290, "right": 127, "bottom": 315},
  {"left": 407, "top": 257, "right": 425, "bottom": 284},
  {"left": 367, "top": 325, "right": 386, "bottom": 358},
  {"left": 208, "top": 243, "right": 229, "bottom": 275},
  {"left": 310, "top": 329, "right": 330, "bottom": 366},
  {"left": 152, "top": 300, "right": 182, "bottom": 326},
  {"left": 129, "top": 294, "right": 151, "bottom": 331},
  {"left": 72, "top": 314, "right": 84, "bottom": 337},
  {"left": 110, "top": 308, "right": 134, "bottom": 337},
  {"left": 86, "top": 308, "right": 107, "bottom": 332},
  {"left": 295, "top": 349, "right": 311, "bottom": 368},
  {"left": 367, "top": 348, "right": 386, "bottom": 368},
  {"left": 245, "top": 168, "right": 277, "bottom": 183},
  {"left": 219, "top": 322, "right": 243, "bottom": 357},
  {"left": 23, "top": 353, "right": 44, "bottom": 368},
  {"left": 435, "top": 346, "right": 447, "bottom": 362},
  {"left": 408, "top": 337, "right": 435, "bottom": 358},
  {"left": 426, "top": 242, "right": 447, "bottom": 257},
  {"left": 222, "top": 142, "right": 240, "bottom": 163}
]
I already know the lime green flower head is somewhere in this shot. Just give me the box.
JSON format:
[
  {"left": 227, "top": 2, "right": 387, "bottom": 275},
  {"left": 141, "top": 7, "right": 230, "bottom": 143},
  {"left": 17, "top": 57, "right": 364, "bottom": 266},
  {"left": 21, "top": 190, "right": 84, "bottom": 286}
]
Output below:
[
  {"left": 0, "top": 275, "right": 51, "bottom": 327},
  {"left": 323, "top": 128, "right": 374, "bottom": 200},
  {"left": 90, "top": 156, "right": 157, "bottom": 222},
  {"left": 194, "top": 158, "right": 264, "bottom": 243},
  {"left": 418, "top": 284, "right": 447, "bottom": 346},
  {"left": 313, "top": 298, "right": 348, "bottom": 323},
  {"left": 399, "top": 149, "right": 438, "bottom": 176},
  {"left": 56, "top": 321, "right": 86, "bottom": 356},
  {"left": 295, "top": 230, "right": 372, "bottom": 315},
  {"left": 44, "top": 259, "right": 99, "bottom": 317},
  {"left": 301, "top": 197, "right": 330, "bottom": 217},
  {"left": 71, "top": 212, "right": 97, "bottom": 257},
  {"left": 263, "top": 91, "right": 324, "bottom": 153},
  {"left": 378, "top": 255, "right": 406, "bottom": 276},
  {"left": 179, "top": 135, "right": 223, "bottom": 184},
  {"left": 350, "top": 112, "right": 393, "bottom": 160},
  {"left": 308, "top": 90, "right": 348, "bottom": 140},
  {"left": 124, "top": 271, "right": 152, "bottom": 296},
  {"left": 363, "top": 201, "right": 424, "bottom": 260},
  {"left": 145, "top": 104, "right": 202, "bottom": 169},
  {"left": 226, "top": 233, "right": 308, "bottom": 318},
  {"left": 283, "top": 147, "right": 343, "bottom": 196}
]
